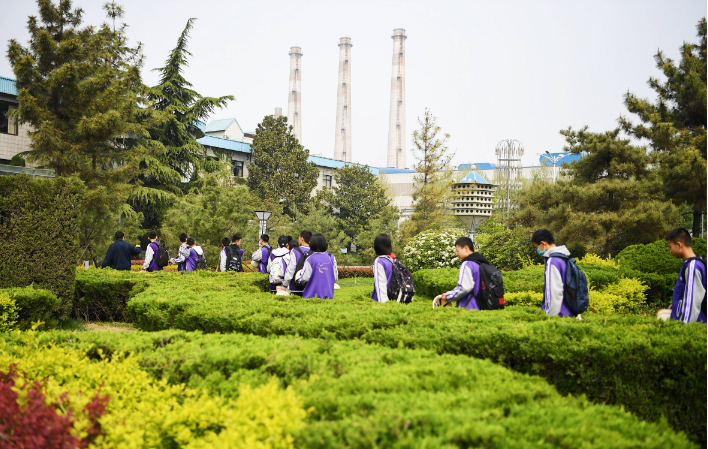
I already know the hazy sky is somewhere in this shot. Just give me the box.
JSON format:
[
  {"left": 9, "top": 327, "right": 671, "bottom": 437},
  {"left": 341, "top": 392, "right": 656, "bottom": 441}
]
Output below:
[{"left": 2, "top": 0, "right": 705, "bottom": 168}]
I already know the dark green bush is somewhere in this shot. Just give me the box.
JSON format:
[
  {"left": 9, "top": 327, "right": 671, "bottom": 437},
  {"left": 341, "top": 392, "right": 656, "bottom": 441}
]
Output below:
[
  {"left": 0, "top": 175, "right": 85, "bottom": 318},
  {"left": 413, "top": 265, "right": 547, "bottom": 297},
  {"left": 616, "top": 238, "right": 707, "bottom": 276},
  {"left": 474, "top": 221, "right": 542, "bottom": 270},
  {"left": 5, "top": 330, "right": 697, "bottom": 448},
  {"left": 0, "top": 287, "right": 60, "bottom": 329}
]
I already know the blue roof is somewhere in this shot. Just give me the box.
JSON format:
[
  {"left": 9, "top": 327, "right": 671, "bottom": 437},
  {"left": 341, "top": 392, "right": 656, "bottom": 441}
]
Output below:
[
  {"left": 197, "top": 135, "right": 251, "bottom": 153},
  {"left": 458, "top": 163, "right": 496, "bottom": 171},
  {"left": 195, "top": 120, "right": 206, "bottom": 132},
  {"left": 459, "top": 172, "right": 489, "bottom": 184},
  {"left": 308, "top": 155, "right": 380, "bottom": 175},
  {"left": 378, "top": 167, "right": 417, "bottom": 174},
  {"left": 538, "top": 152, "right": 583, "bottom": 167},
  {"left": 205, "top": 118, "right": 243, "bottom": 133},
  {"left": 0, "top": 76, "right": 18, "bottom": 96}
]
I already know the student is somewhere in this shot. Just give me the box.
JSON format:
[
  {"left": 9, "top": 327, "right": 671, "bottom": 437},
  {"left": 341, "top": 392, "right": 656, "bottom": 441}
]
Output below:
[
  {"left": 192, "top": 239, "right": 207, "bottom": 270},
  {"left": 251, "top": 234, "right": 273, "bottom": 274},
  {"left": 184, "top": 237, "right": 199, "bottom": 272},
  {"left": 102, "top": 231, "right": 142, "bottom": 271},
  {"left": 295, "top": 233, "right": 338, "bottom": 299},
  {"left": 434, "top": 237, "right": 491, "bottom": 310},
  {"left": 666, "top": 228, "right": 707, "bottom": 323},
  {"left": 372, "top": 233, "right": 395, "bottom": 303},
  {"left": 227, "top": 234, "right": 245, "bottom": 272},
  {"left": 283, "top": 230, "right": 312, "bottom": 294},
  {"left": 142, "top": 231, "right": 163, "bottom": 272},
  {"left": 219, "top": 237, "right": 231, "bottom": 272},
  {"left": 268, "top": 235, "right": 291, "bottom": 291},
  {"left": 531, "top": 228, "right": 577, "bottom": 318},
  {"left": 169, "top": 232, "right": 190, "bottom": 271}
]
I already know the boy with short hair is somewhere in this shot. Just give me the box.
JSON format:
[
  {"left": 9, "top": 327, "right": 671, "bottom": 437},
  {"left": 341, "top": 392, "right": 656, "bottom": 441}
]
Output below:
[
  {"left": 251, "top": 234, "right": 273, "bottom": 274},
  {"left": 184, "top": 237, "right": 199, "bottom": 272},
  {"left": 433, "top": 237, "right": 492, "bottom": 310},
  {"left": 219, "top": 237, "right": 231, "bottom": 272},
  {"left": 666, "top": 228, "right": 706, "bottom": 323},
  {"left": 283, "top": 230, "right": 312, "bottom": 294},
  {"left": 531, "top": 228, "right": 577, "bottom": 318},
  {"left": 142, "top": 231, "right": 162, "bottom": 272},
  {"left": 169, "top": 232, "right": 190, "bottom": 271}
]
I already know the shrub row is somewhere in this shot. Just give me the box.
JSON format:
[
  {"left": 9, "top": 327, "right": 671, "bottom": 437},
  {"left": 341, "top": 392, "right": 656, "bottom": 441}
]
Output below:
[
  {"left": 2, "top": 330, "right": 697, "bottom": 448},
  {"left": 119, "top": 279, "right": 707, "bottom": 443},
  {"left": 337, "top": 266, "right": 374, "bottom": 278},
  {"left": 0, "top": 287, "right": 60, "bottom": 330}
]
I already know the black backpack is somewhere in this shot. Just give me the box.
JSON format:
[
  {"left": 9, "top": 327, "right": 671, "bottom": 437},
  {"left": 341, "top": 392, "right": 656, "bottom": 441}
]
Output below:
[
  {"left": 226, "top": 245, "right": 243, "bottom": 272},
  {"left": 465, "top": 253, "right": 504, "bottom": 310},
  {"left": 291, "top": 248, "right": 311, "bottom": 290},
  {"left": 384, "top": 257, "right": 415, "bottom": 304},
  {"left": 155, "top": 243, "right": 169, "bottom": 268},
  {"left": 195, "top": 252, "right": 208, "bottom": 270}
]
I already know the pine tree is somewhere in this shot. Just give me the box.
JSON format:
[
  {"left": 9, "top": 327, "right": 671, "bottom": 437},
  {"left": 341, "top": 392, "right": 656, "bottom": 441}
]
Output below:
[
  {"left": 620, "top": 17, "right": 707, "bottom": 236},
  {"left": 247, "top": 115, "right": 318, "bottom": 217},
  {"left": 404, "top": 109, "right": 455, "bottom": 237}
]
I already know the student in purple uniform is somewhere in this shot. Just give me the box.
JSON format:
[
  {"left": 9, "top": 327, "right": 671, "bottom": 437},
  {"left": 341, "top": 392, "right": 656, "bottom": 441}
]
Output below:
[
  {"left": 219, "top": 237, "right": 231, "bottom": 272},
  {"left": 283, "top": 230, "right": 312, "bottom": 295},
  {"left": 666, "top": 228, "right": 707, "bottom": 324},
  {"left": 372, "top": 233, "right": 395, "bottom": 303},
  {"left": 184, "top": 237, "right": 199, "bottom": 272},
  {"left": 434, "top": 237, "right": 489, "bottom": 310},
  {"left": 268, "top": 235, "right": 291, "bottom": 291},
  {"left": 169, "top": 232, "right": 190, "bottom": 271},
  {"left": 296, "top": 233, "right": 338, "bottom": 299},
  {"left": 141, "top": 230, "right": 163, "bottom": 272},
  {"left": 251, "top": 234, "right": 273, "bottom": 274},
  {"left": 531, "top": 228, "right": 577, "bottom": 318},
  {"left": 228, "top": 234, "right": 245, "bottom": 272}
]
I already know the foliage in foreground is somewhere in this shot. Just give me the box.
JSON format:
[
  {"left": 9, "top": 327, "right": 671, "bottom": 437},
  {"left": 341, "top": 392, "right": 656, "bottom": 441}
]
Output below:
[{"left": 1, "top": 330, "right": 697, "bottom": 449}]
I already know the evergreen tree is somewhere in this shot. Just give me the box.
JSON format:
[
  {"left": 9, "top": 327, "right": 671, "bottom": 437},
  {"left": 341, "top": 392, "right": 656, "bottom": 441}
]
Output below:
[
  {"left": 512, "top": 127, "right": 681, "bottom": 256},
  {"left": 317, "top": 163, "right": 398, "bottom": 244},
  {"left": 247, "top": 115, "right": 318, "bottom": 217},
  {"left": 403, "top": 109, "right": 455, "bottom": 237},
  {"left": 620, "top": 17, "right": 707, "bottom": 236}
]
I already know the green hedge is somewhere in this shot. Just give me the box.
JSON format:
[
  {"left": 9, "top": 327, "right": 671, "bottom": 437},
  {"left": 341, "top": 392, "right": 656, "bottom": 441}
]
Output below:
[
  {"left": 3, "top": 330, "right": 696, "bottom": 448},
  {"left": 617, "top": 238, "right": 707, "bottom": 276},
  {"left": 0, "top": 175, "right": 85, "bottom": 318},
  {"left": 0, "top": 287, "right": 60, "bottom": 330}
]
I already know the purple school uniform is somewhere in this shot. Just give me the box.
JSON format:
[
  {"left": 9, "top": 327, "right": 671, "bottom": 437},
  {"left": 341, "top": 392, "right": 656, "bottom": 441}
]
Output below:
[
  {"left": 288, "top": 247, "right": 310, "bottom": 292},
  {"left": 147, "top": 241, "right": 162, "bottom": 272},
  {"left": 301, "top": 252, "right": 336, "bottom": 299},
  {"left": 258, "top": 245, "right": 273, "bottom": 274},
  {"left": 447, "top": 260, "right": 481, "bottom": 310},
  {"left": 372, "top": 256, "right": 393, "bottom": 302},
  {"left": 543, "top": 254, "right": 574, "bottom": 317},
  {"left": 185, "top": 248, "right": 199, "bottom": 272},
  {"left": 671, "top": 258, "right": 707, "bottom": 323}
]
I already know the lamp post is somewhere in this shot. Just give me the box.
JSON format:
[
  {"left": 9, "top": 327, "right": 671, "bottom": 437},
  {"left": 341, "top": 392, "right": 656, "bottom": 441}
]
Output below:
[
  {"left": 254, "top": 211, "right": 271, "bottom": 239},
  {"left": 539, "top": 151, "right": 566, "bottom": 183}
]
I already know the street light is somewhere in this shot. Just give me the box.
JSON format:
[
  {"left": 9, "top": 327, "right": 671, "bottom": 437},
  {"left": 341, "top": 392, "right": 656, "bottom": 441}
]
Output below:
[
  {"left": 254, "top": 211, "right": 271, "bottom": 238},
  {"left": 539, "top": 152, "right": 566, "bottom": 183}
]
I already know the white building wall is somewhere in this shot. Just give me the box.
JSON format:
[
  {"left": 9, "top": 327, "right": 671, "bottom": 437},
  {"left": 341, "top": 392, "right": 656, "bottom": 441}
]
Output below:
[{"left": 0, "top": 121, "right": 32, "bottom": 163}]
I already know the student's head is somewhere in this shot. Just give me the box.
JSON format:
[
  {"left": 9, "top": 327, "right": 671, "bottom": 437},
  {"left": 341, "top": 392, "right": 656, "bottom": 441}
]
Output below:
[
  {"left": 114, "top": 231, "right": 124, "bottom": 241},
  {"left": 148, "top": 230, "right": 158, "bottom": 241},
  {"left": 286, "top": 235, "right": 293, "bottom": 244},
  {"left": 187, "top": 237, "right": 195, "bottom": 247},
  {"left": 277, "top": 235, "right": 289, "bottom": 248},
  {"left": 531, "top": 229, "right": 555, "bottom": 254},
  {"left": 666, "top": 228, "right": 693, "bottom": 258},
  {"left": 454, "top": 237, "right": 474, "bottom": 260},
  {"left": 231, "top": 233, "right": 242, "bottom": 244},
  {"left": 221, "top": 237, "right": 231, "bottom": 248},
  {"left": 299, "top": 230, "right": 312, "bottom": 246},
  {"left": 288, "top": 239, "right": 299, "bottom": 250},
  {"left": 260, "top": 234, "right": 270, "bottom": 245},
  {"left": 179, "top": 232, "right": 188, "bottom": 243},
  {"left": 309, "top": 233, "right": 328, "bottom": 252},
  {"left": 374, "top": 233, "right": 393, "bottom": 256}
]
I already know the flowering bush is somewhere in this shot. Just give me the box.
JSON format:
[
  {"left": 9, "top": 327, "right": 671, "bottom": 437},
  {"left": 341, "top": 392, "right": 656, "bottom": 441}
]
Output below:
[{"left": 402, "top": 229, "right": 465, "bottom": 272}]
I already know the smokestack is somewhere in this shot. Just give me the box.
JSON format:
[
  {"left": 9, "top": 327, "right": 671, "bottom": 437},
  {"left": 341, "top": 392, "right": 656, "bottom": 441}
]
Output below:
[
  {"left": 387, "top": 28, "right": 407, "bottom": 168},
  {"left": 334, "top": 37, "right": 353, "bottom": 162},
  {"left": 274, "top": 107, "right": 282, "bottom": 118},
  {"left": 288, "top": 46, "right": 303, "bottom": 142}
]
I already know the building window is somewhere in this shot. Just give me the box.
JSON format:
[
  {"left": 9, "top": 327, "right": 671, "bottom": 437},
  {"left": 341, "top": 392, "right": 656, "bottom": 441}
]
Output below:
[
  {"left": 0, "top": 100, "right": 18, "bottom": 135},
  {"left": 323, "top": 174, "right": 332, "bottom": 188},
  {"left": 232, "top": 160, "right": 244, "bottom": 178}
]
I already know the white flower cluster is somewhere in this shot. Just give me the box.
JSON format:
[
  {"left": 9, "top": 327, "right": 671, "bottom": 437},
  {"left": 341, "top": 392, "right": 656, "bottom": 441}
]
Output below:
[{"left": 403, "top": 229, "right": 465, "bottom": 272}]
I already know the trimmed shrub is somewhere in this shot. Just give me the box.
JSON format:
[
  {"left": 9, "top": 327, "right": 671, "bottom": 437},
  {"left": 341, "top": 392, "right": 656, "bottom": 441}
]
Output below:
[
  {"left": 0, "top": 175, "right": 85, "bottom": 318},
  {"left": 3, "top": 330, "right": 697, "bottom": 448},
  {"left": 616, "top": 237, "right": 707, "bottom": 276},
  {"left": 402, "top": 229, "right": 464, "bottom": 272},
  {"left": 337, "top": 266, "right": 374, "bottom": 278},
  {"left": 0, "top": 293, "right": 18, "bottom": 332},
  {"left": 505, "top": 290, "right": 542, "bottom": 306},
  {"left": 475, "top": 220, "right": 542, "bottom": 270},
  {"left": 0, "top": 287, "right": 60, "bottom": 330}
]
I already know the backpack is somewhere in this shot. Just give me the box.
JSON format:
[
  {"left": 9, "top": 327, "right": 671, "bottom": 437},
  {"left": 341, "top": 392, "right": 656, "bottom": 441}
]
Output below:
[
  {"left": 384, "top": 257, "right": 415, "bottom": 304},
  {"left": 682, "top": 257, "right": 706, "bottom": 316},
  {"left": 225, "top": 245, "right": 243, "bottom": 272},
  {"left": 154, "top": 243, "right": 169, "bottom": 268},
  {"left": 291, "top": 248, "right": 311, "bottom": 290},
  {"left": 549, "top": 253, "right": 589, "bottom": 315},
  {"left": 269, "top": 253, "right": 288, "bottom": 284},
  {"left": 260, "top": 246, "right": 273, "bottom": 270},
  {"left": 476, "top": 262, "right": 505, "bottom": 310},
  {"left": 195, "top": 252, "right": 208, "bottom": 270}
]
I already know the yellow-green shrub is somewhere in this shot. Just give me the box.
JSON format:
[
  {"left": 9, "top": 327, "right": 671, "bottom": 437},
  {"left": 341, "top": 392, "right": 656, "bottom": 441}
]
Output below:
[
  {"left": 592, "top": 277, "right": 648, "bottom": 314},
  {"left": 580, "top": 253, "right": 619, "bottom": 268},
  {"left": 0, "top": 330, "right": 307, "bottom": 448},
  {"left": 504, "top": 291, "right": 543, "bottom": 307},
  {"left": 0, "top": 293, "right": 18, "bottom": 332}
]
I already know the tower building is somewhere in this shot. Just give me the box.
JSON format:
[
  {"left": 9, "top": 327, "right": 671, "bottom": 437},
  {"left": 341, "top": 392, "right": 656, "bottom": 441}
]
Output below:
[
  {"left": 334, "top": 37, "right": 353, "bottom": 162},
  {"left": 387, "top": 28, "right": 407, "bottom": 168},
  {"left": 288, "top": 46, "right": 303, "bottom": 142}
]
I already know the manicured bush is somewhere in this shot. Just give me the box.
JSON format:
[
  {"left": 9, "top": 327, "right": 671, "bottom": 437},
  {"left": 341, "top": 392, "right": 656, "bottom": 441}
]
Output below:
[
  {"left": 337, "top": 266, "right": 374, "bottom": 278},
  {"left": 0, "top": 293, "right": 18, "bottom": 332},
  {"left": 0, "top": 287, "right": 60, "bottom": 330},
  {"left": 475, "top": 220, "right": 542, "bottom": 270},
  {"left": 0, "top": 175, "right": 85, "bottom": 318},
  {"left": 3, "top": 330, "right": 697, "bottom": 448},
  {"left": 616, "top": 238, "right": 707, "bottom": 276},
  {"left": 402, "top": 229, "right": 464, "bottom": 272}
]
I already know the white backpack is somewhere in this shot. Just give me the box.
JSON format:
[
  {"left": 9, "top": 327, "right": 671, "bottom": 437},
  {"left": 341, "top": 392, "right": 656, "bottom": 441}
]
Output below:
[{"left": 269, "top": 253, "right": 288, "bottom": 284}]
